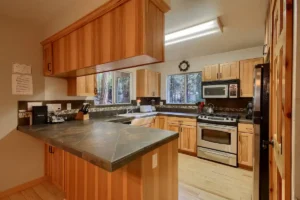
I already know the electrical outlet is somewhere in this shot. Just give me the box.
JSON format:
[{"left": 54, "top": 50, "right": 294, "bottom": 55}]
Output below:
[
  {"left": 152, "top": 153, "right": 158, "bottom": 169},
  {"left": 46, "top": 104, "right": 62, "bottom": 112},
  {"left": 27, "top": 102, "right": 42, "bottom": 111},
  {"left": 67, "top": 103, "right": 72, "bottom": 110}
]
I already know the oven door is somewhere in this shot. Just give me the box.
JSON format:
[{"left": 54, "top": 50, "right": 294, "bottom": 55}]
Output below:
[
  {"left": 197, "top": 123, "right": 237, "bottom": 154},
  {"left": 202, "top": 84, "right": 228, "bottom": 98}
]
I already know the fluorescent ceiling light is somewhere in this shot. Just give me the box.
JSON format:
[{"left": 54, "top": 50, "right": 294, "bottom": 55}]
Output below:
[{"left": 165, "top": 18, "right": 223, "bottom": 46}]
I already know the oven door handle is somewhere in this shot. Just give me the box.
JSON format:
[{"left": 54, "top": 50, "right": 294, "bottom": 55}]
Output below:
[{"left": 198, "top": 125, "right": 236, "bottom": 133}]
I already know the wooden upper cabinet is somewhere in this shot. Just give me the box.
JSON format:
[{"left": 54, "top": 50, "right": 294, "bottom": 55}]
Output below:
[
  {"left": 43, "top": 43, "right": 53, "bottom": 76},
  {"left": 41, "top": 0, "right": 169, "bottom": 78},
  {"left": 67, "top": 75, "right": 96, "bottom": 96},
  {"left": 239, "top": 58, "right": 263, "bottom": 97},
  {"left": 203, "top": 64, "right": 219, "bottom": 81},
  {"left": 136, "top": 69, "right": 161, "bottom": 97},
  {"left": 219, "top": 61, "right": 240, "bottom": 80}
]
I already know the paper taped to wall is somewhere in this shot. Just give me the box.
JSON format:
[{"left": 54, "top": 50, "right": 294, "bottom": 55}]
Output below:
[
  {"left": 13, "top": 63, "right": 32, "bottom": 74},
  {"left": 12, "top": 74, "right": 33, "bottom": 95}
]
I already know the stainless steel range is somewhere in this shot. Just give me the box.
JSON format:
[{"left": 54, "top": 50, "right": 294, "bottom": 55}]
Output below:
[{"left": 197, "top": 113, "right": 239, "bottom": 167}]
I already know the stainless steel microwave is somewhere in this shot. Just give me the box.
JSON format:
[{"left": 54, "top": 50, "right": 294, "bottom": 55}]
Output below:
[{"left": 202, "top": 80, "right": 240, "bottom": 99}]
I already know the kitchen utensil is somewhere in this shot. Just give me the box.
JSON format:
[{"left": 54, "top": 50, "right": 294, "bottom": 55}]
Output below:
[{"left": 206, "top": 103, "right": 214, "bottom": 114}]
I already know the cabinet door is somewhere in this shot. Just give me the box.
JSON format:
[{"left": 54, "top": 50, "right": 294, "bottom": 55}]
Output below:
[
  {"left": 157, "top": 116, "right": 166, "bottom": 129},
  {"left": 68, "top": 75, "right": 96, "bottom": 96},
  {"left": 154, "top": 72, "right": 161, "bottom": 97},
  {"left": 238, "top": 132, "right": 253, "bottom": 167},
  {"left": 180, "top": 125, "right": 197, "bottom": 153},
  {"left": 45, "top": 145, "right": 65, "bottom": 190},
  {"left": 240, "top": 58, "right": 263, "bottom": 97},
  {"left": 219, "top": 61, "right": 239, "bottom": 80},
  {"left": 203, "top": 64, "right": 219, "bottom": 81},
  {"left": 43, "top": 43, "right": 53, "bottom": 76},
  {"left": 167, "top": 123, "right": 181, "bottom": 149}
]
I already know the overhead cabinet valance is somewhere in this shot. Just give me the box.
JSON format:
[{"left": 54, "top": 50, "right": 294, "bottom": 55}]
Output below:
[{"left": 42, "top": 0, "right": 169, "bottom": 78}]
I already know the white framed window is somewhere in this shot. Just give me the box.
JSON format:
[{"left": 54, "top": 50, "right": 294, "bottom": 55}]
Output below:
[
  {"left": 94, "top": 71, "right": 132, "bottom": 105},
  {"left": 167, "top": 72, "right": 203, "bottom": 104}
]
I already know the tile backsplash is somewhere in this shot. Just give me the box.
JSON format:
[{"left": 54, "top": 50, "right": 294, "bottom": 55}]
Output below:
[{"left": 18, "top": 100, "right": 138, "bottom": 126}]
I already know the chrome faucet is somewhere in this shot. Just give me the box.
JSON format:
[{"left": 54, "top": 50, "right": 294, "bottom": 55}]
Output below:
[{"left": 126, "top": 108, "right": 134, "bottom": 114}]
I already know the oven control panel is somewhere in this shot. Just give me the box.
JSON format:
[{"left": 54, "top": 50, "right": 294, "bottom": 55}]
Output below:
[{"left": 198, "top": 115, "right": 237, "bottom": 123}]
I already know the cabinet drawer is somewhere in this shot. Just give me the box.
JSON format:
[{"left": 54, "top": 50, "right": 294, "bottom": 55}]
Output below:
[
  {"left": 167, "top": 117, "right": 196, "bottom": 126},
  {"left": 238, "top": 123, "right": 254, "bottom": 133}
]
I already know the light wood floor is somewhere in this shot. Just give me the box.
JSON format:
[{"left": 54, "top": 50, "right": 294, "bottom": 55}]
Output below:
[
  {"left": 0, "top": 181, "right": 64, "bottom": 200},
  {"left": 2, "top": 154, "right": 252, "bottom": 200},
  {"left": 178, "top": 153, "right": 253, "bottom": 200}
]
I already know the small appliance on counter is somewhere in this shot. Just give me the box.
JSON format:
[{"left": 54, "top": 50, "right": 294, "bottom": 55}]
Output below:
[
  {"left": 48, "top": 112, "right": 65, "bottom": 124},
  {"left": 140, "top": 105, "right": 152, "bottom": 113},
  {"left": 76, "top": 103, "right": 90, "bottom": 120},
  {"left": 245, "top": 101, "right": 253, "bottom": 119},
  {"left": 32, "top": 106, "right": 48, "bottom": 125},
  {"left": 202, "top": 79, "right": 239, "bottom": 99}
]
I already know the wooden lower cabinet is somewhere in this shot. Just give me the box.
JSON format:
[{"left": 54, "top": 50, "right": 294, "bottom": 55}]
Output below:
[
  {"left": 45, "top": 144, "right": 65, "bottom": 191},
  {"left": 45, "top": 140, "right": 178, "bottom": 200},
  {"left": 238, "top": 132, "right": 253, "bottom": 168},
  {"left": 157, "top": 116, "right": 167, "bottom": 129},
  {"left": 167, "top": 123, "right": 181, "bottom": 149},
  {"left": 180, "top": 125, "right": 197, "bottom": 153},
  {"left": 166, "top": 121, "right": 197, "bottom": 154}
]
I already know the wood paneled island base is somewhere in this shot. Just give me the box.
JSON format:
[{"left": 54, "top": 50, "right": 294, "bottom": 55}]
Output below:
[{"left": 46, "top": 139, "right": 178, "bottom": 200}]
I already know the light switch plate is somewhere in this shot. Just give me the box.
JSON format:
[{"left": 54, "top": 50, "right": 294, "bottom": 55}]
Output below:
[
  {"left": 67, "top": 103, "right": 72, "bottom": 110},
  {"left": 152, "top": 153, "right": 158, "bottom": 169},
  {"left": 46, "top": 104, "right": 62, "bottom": 112},
  {"left": 27, "top": 102, "right": 42, "bottom": 111}
]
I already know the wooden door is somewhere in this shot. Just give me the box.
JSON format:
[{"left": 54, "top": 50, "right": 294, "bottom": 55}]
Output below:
[
  {"left": 203, "top": 64, "right": 219, "bottom": 81},
  {"left": 43, "top": 43, "right": 53, "bottom": 76},
  {"left": 238, "top": 132, "right": 253, "bottom": 167},
  {"left": 269, "top": 0, "right": 293, "bottom": 199},
  {"left": 219, "top": 61, "right": 239, "bottom": 80},
  {"left": 167, "top": 123, "right": 181, "bottom": 149},
  {"left": 180, "top": 125, "right": 197, "bottom": 153},
  {"left": 240, "top": 58, "right": 264, "bottom": 97}
]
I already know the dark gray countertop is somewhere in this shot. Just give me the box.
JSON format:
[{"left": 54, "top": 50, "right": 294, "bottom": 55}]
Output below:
[{"left": 17, "top": 119, "right": 178, "bottom": 172}]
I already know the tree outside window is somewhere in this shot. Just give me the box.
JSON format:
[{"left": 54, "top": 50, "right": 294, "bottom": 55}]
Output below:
[
  {"left": 167, "top": 72, "right": 203, "bottom": 104},
  {"left": 94, "top": 71, "right": 131, "bottom": 105}
]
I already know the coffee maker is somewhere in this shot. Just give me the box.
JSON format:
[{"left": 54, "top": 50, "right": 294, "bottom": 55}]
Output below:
[{"left": 246, "top": 101, "right": 253, "bottom": 119}]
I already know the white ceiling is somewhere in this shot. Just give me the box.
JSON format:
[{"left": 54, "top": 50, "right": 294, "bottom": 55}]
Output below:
[
  {"left": 0, "top": 0, "right": 268, "bottom": 61},
  {"left": 165, "top": 0, "right": 269, "bottom": 61}
]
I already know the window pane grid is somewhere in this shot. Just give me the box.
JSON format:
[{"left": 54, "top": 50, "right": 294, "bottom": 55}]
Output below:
[
  {"left": 167, "top": 72, "right": 203, "bottom": 104},
  {"left": 94, "top": 72, "right": 132, "bottom": 106}
]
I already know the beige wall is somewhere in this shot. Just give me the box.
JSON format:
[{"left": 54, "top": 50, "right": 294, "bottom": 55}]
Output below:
[
  {"left": 152, "top": 46, "right": 263, "bottom": 100},
  {"left": 292, "top": 1, "right": 300, "bottom": 199},
  {"left": 0, "top": 16, "right": 45, "bottom": 191}
]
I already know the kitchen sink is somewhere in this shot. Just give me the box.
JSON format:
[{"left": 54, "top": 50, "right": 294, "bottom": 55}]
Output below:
[{"left": 118, "top": 112, "right": 157, "bottom": 118}]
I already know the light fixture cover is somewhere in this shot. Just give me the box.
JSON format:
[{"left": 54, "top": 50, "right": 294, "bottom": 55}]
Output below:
[{"left": 165, "top": 18, "right": 223, "bottom": 46}]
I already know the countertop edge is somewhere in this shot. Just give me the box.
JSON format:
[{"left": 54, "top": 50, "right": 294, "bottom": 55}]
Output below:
[{"left": 17, "top": 125, "right": 179, "bottom": 172}]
